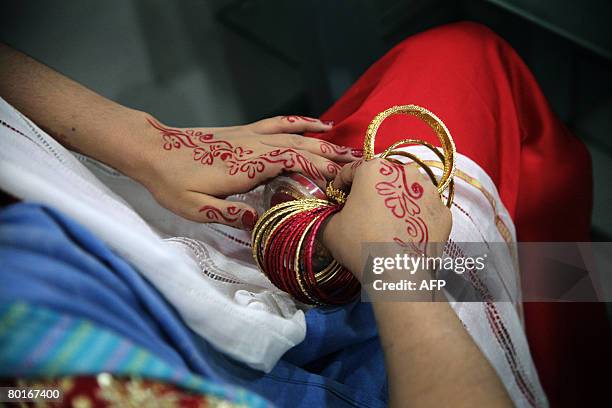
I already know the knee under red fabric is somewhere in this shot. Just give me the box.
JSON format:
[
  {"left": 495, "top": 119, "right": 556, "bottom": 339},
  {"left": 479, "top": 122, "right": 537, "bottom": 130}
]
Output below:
[{"left": 308, "top": 21, "right": 610, "bottom": 407}]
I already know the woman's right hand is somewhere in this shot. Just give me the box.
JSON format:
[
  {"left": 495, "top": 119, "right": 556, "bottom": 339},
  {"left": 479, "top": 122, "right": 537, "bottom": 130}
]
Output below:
[
  {"left": 322, "top": 158, "right": 452, "bottom": 277},
  {"left": 323, "top": 159, "right": 513, "bottom": 408}
]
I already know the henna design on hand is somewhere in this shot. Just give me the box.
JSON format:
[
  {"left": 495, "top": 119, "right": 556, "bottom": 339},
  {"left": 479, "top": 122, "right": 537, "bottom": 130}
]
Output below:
[
  {"left": 193, "top": 143, "right": 253, "bottom": 165},
  {"left": 350, "top": 159, "right": 364, "bottom": 171},
  {"left": 375, "top": 161, "right": 428, "bottom": 252},
  {"left": 199, "top": 205, "right": 242, "bottom": 222},
  {"left": 148, "top": 119, "right": 212, "bottom": 150},
  {"left": 148, "top": 118, "right": 326, "bottom": 181},
  {"left": 230, "top": 148, "right": 325, "bottom": 181},
  {"left": 241, "top": 210, "right": 258, "bottom": 230},
  {"left": 327, "top": 162, "right": 341, "bottom": 176},
  {"left": 198, "top": 205, "right": 258, "bottom": 229},
  {"left": 320, "top": 141, "right": 351, "bottom": 155},
  {"left": 319, "top": 142, "right": 363, "bottom": 158}
]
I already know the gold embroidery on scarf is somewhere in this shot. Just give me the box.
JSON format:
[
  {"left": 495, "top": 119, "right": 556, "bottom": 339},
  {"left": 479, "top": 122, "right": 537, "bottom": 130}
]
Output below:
[{"left": 422, "top": 160, "right": 514, "bottom": 246}]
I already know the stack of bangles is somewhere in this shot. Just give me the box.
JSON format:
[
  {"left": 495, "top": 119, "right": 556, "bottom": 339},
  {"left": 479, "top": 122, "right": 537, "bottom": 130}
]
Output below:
[{"left": 251, "top": 105, "right": 456, "bottom": 305}]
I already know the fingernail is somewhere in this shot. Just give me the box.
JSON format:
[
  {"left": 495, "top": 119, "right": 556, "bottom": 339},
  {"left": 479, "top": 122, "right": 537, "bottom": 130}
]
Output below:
[
  {"left": 322, "top": 120, "right": 334, "bottom": 126},
  {"left": 351, "top": 148, "right": 364, "bottom": 157},
  {"left": 242, "top": 210, "right": 258, "bottom": 231}
]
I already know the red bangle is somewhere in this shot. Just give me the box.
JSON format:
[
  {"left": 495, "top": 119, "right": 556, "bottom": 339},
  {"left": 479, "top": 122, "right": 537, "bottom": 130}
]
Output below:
[{"left": 252, "top": 198, "right": 359, "bottom": 305}]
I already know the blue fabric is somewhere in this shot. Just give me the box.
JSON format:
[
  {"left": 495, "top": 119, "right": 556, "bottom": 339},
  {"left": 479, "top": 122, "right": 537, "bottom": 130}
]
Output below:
[
  {"left": 0, "top": 302, "right": 273, "bottom": 408},
  {"left": 0, "top": 203, "right": 387, "bottom": 407}
]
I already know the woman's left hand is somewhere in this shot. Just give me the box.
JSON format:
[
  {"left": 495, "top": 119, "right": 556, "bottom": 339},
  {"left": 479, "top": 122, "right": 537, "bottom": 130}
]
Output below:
[{"left": 131, "top": 114, "right": 362, "bottom": 230}]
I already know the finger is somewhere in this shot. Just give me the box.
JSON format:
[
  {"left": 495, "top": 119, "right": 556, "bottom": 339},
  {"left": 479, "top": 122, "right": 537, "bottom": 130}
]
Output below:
[
  {"left": 253, "top": 148, "right": 341, "bottom": 189},
  {"left": 287, "top": 149, "right": 341, "bottom": 188},
  {"left": 180, "top": 192, "right": 259, "bottom": 230},
  {"left": 333, "top": 159, "right": 365, "bottom": 190},
  {"left": 251, "top": 115, "right": 333, "bottom": 135},
  {"left": 261, "top": 134, "right": 363, "bottom": 162}
]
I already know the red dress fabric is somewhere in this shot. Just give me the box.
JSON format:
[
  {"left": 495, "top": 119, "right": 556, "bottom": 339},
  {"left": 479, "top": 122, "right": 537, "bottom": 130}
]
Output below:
[{"left": 307, "top": 21, "right": 610, "bottom": 407}]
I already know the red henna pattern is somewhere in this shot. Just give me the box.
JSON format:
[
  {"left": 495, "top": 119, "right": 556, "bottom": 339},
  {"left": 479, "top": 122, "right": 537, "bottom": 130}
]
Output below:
[
  {"left": 148, "top": 118, "right": 211, "bottom": 150},
  {"left": 319, "top": 142, "right": 363, "bottom": 158},
  {"left": 327, "top": 162, "right": 341, "bottom": 176},
  {"left": 192, "top": 142, "right": 253, "bottom": 165},
  {"left": 350, "top": 160, "right": 364, "bottom": 171},
  {"left": 319, "top": 141, "right": 351, "bottom": 156},
  {"left": 241, "top": 210, "right": 258, "bottom": 230},
  {"left": 148, "top": 119, "right": 325, "bottom": 181},
  {"left": 375, "top": 161, "right": 428, "bottom": 252},
  {"left": 231, "top": 148, "right": 325, "bottom": 181},
  {"left": 409, "top": 181, "right": 424, "bottom": 199},
  {"left": 282, "top": 115, "right": 318, "bottom": 123},
  {"left": 198, "top": 205, "right": 242, "bottom": 223}
]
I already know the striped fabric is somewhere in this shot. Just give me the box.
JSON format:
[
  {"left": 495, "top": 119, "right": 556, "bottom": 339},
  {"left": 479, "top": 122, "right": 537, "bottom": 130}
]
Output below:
[{"left": 0, "top": 301, "right": 272, "bottom": 408}]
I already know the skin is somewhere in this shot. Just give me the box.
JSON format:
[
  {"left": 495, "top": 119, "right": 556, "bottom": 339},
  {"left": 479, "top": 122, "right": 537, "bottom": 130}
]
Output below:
[
  {"left": 0, "top": 43, "right": 512, "bottom": 407},
  {"left": 322, "top": 159, "right": 512, "bottom": 407},
  {"left": 0, "top": 42, "right": 360, "bottom": 230}
]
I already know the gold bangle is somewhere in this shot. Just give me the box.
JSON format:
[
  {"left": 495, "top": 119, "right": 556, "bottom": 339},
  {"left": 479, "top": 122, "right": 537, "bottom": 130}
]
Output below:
[
  {"left": 252, "top": 200, "right": 326, "bottom": 270},
  {"left": 363, "top": 105, "right": 456, "bottom": 206},
  {"left": 293, "top": 215, "right": 323, "bottom": 304},
  {"left": 325, "top": 181, "right": 347, "bottom": 205},
  {"left": 252, "top": 104, "right": 457, "bottom": 305}
]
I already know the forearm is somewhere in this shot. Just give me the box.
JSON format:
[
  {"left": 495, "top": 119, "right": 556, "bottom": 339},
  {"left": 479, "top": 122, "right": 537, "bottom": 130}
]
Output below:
[
  {"left": 0, "top": 42, "right": 152, "bottom": 179},
  {"left": 372, "top": 301, "right": 512, "bottom": 407},
  {"left": 321, "top": 219, "right": 512, "bottom": 407}
]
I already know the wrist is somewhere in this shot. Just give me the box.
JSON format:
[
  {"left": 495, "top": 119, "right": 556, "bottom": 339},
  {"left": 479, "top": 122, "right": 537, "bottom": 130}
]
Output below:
[
  {"left": 321, "top": 213, "right": 340, "bottom": 257},
  {"left": 103, "top": 108, "right": 160, "bottom": 184},
  {"left": 321, "top": 213, "right": 358, "bottom": 274}
]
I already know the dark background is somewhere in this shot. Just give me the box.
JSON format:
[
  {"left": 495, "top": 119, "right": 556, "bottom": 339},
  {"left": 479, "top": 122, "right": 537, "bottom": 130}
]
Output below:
[{"left": 1, "top": 0, "right": 611, "bottom": 241}]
